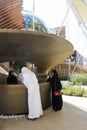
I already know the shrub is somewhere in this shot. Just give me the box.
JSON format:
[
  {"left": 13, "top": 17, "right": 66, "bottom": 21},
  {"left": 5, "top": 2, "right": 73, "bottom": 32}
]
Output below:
[
  {"left": 62, "top": 74, "right": 87, "bottom": 97},
  {"left": 82, "top": 91, "right": 87, "bottom": 97},
  {"left": 70, "top": 74, "right": 87, "bottom": 85},
  {"left": 62, "top": 84, "right": 87, "bottom": 97}
]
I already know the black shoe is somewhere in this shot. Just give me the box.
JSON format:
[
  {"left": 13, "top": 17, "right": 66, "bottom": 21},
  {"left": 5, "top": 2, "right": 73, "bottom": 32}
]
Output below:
[
  {"left": 53, "top": 107, "right": 58, "bottom": 111},
  {"left": 31, "top": 118, "right": 38, "bottom": 121},
  {"left": 27, "top": 117, "right": 38, "bottom": 121}
]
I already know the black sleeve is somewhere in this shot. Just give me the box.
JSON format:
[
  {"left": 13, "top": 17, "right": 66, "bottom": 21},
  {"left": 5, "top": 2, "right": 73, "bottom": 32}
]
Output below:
[
  {"left": 47, "top": 77, "right": 52, "bottom": 82},
  {"left": 57, "top": 78, "right": 62, "bottom": 90}
]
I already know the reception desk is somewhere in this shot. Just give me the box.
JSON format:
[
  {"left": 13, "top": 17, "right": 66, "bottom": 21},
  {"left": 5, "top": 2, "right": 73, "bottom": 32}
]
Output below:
[{"left": 0, "top": 82, "right": 51, "bottom": 115}]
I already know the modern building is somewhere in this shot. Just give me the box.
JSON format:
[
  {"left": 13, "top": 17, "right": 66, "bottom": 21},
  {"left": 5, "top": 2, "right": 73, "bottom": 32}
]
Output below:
[{"left": 65, "top": 0, "right": 87, "bottom": 67}]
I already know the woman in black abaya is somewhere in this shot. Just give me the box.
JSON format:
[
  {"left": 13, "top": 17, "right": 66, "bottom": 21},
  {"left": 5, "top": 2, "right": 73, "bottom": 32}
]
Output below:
[
  {"left": 47, "top": 69, "right": 63, "bottom": 111},
  {"left": 7, "top": 70, "right": 18, "bottom": 84}
]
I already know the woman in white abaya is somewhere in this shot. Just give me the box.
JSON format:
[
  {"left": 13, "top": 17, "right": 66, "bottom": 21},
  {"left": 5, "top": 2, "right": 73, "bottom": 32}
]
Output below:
[{"left": 21, "top": 67, "right": 43, "bottom": 120}]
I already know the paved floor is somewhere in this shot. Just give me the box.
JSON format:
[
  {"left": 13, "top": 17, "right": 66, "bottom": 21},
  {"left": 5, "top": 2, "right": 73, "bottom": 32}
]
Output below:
[{"left": 0, "top": 95, "right": 87, "bottom": 130}]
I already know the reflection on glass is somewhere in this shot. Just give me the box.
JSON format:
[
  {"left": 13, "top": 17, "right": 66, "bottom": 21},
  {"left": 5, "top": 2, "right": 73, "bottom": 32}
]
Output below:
[{"left": 22, "top": 11, "right": 51, "bottom": 33}]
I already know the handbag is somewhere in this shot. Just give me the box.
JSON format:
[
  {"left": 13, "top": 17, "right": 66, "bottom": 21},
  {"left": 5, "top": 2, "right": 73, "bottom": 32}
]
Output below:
[{"left": 54, "top": 91, "right": 62, "bottom": 96}]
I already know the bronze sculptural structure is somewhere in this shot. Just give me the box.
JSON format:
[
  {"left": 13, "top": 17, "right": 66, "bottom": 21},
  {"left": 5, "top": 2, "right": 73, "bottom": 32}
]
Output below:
[
  {"left": 0, "top": 0, "right": 73, "bottom": 114},
  {"left": 0, "top": 0, "right": 73, "bottom": 74},
  {"left": 0, "top": 29, "right": 73, "bottom": 74}
]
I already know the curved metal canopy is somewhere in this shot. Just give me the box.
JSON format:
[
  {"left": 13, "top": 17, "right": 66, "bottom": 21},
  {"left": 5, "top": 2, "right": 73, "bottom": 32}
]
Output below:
[
  {"left": 71, "top": 0, "right": 87, "bottom": 23},
  {"left": 0, "top": 29, "right": 73, "bottom": 73}
]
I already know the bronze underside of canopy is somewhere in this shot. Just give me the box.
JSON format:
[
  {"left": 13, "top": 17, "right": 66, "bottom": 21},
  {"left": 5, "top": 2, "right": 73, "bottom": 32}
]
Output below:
[{"left": 0, "top": 29, "right": 73, "bottom": 73}]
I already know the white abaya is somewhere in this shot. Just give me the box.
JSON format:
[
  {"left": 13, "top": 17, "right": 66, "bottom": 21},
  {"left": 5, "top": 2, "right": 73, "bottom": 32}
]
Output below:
[{"left": 21, "top": 67, "right": 43, "bottom": 119}]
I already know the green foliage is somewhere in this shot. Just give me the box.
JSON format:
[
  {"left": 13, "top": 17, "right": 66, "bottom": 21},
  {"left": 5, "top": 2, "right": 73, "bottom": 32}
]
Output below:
[
  {"left": 82, "top": 91, "right": 87, "bottom": 97},
  {"left": 70, "top": 74, "right": 87, "bottom": 85},
  {"left": 63, "top": 84, "right": 87, "bottom": 97},
  {"left": 62, "top": 73, "right": 87, "bottom": 97}
]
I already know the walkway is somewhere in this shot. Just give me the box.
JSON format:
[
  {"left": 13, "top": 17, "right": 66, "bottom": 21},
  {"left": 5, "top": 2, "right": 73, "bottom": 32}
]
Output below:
[{"left": 0, "top": 95, "right": 87, "bottom": 130}]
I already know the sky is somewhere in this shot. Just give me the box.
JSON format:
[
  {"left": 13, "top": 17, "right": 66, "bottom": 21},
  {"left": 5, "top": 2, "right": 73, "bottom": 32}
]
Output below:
[{"left": 23, "top": 0, "right": 67, "bottom": 28}]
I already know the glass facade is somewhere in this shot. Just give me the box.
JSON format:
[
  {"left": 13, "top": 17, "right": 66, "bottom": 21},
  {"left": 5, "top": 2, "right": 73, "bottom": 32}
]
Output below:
[{"left": 22, "top": 11, "right": 51, "bottom": 33}]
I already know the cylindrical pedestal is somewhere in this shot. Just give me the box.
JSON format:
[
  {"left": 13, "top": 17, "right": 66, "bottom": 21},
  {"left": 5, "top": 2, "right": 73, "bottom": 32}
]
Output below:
[{"left": 0, "top": 82, "right": 51, "bottom": 115}]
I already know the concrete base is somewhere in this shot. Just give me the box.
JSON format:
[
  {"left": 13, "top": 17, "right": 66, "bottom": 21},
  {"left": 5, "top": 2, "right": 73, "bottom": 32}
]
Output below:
[
  {"left": 0, "top": 96, "right": 87, "bottom": 130},
  {"left": 0, "top": 82, "right": 51, "bottom": 115}
]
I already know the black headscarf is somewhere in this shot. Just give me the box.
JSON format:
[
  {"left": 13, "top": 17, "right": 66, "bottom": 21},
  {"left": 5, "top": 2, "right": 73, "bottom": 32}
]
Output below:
[
  {"left": 47, "top": 69, "right": 62, "bottom": 91},
  {"left": 7, "top": 70, "right": 18, "bottom": 84}
]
